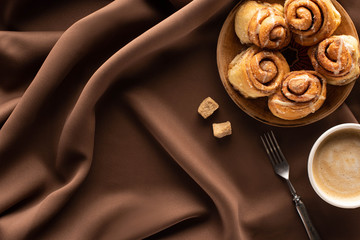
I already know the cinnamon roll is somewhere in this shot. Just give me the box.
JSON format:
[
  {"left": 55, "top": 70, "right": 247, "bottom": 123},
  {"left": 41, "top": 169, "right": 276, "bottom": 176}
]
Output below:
[
  {"left": 284, "top": 0, "right": 341, "bottom": 46},
  {"left": 268, "top": 71, "right": 327, "bottom": 120},
  {"left": 228, "top": 46, "right": 290, "bottom": 98},
  {"left": 308, "top": 35, "right": 360, "bottom": 85},
  {"left": 235, "top": 0, "right": 291, "bottom": 50}
]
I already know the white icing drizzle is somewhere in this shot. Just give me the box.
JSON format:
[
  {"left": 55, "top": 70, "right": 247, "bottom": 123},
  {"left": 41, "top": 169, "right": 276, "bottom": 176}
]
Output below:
[
  {"left": 303, "top": 93, "right": 316, "bottom": 99},
  {"left": 270, "top": 10, "right": 276, "bottom": 26},
  {"left": 299, "top": 34, "right": 304, "bottom": 44},
  {"left": 309, "top": 102, "right": 316, "bottom": 113},
  {"left": 254, "top": 54, "right": 266, "bottom": 84},
  {"left": 341, "top": 36, "right": 355, "bottom": 71},
  {"left": 334, "top": 39, "right": 344, "bottom": 75},
  {"left": 263, "top": 10, "right": 277, "bottom": 47},
  {"left": 285, "top": 92, "right": 316, "bottom": 100},
  {"left": 256, "top": 10, "right": 262, "bottom": 35},
  {"left": 319, "top": 95, "right": 326, "bottom": 101},
  {"left": 262, "top": 71, "right": 268, "bottom": 83},
  {"left": 288, "top": 74, "right": 311, "bottom": 84},
  {"left": 272, "top": 99, "right": 295, "bottom": 107},
  {"left": 270, "top": 11, "right": 276, "bottom": 33}
]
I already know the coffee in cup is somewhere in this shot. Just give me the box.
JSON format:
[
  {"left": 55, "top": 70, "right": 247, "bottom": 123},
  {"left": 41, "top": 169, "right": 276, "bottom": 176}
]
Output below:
[{"left": 308, "top": 123, "right": 360, "bottom": 208}]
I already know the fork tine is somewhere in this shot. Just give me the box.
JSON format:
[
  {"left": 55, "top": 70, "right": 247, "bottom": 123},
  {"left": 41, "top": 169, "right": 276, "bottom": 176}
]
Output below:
[
  {"left": 261, "top": 134, "right": 277, "bottom": 167},
  {"left": 264, "top": 132, "right": 280, "bottom": 165},
  {"left": 268, "top": 131, "right": 287, "bottom": 163},
  {"left": 265, "top": 131, "right": 281, "bottom": 165}
]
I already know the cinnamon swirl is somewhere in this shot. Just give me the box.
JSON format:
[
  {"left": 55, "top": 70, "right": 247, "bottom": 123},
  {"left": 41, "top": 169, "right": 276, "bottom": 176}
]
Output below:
[
  {"left": 228, "top": 46, "right": 290, "bottom": 98},
  {"left": 308, "top": 35, "right": 360, "bottom": 85},
  {"left": 284, "top": 0, "right": 341, "bottom": 46},
  {"left": 235, "top": 0, "right": 291, "bottom": 50},
  {"left": 268, "top": 71, "right": 327, "bottom": 120}
]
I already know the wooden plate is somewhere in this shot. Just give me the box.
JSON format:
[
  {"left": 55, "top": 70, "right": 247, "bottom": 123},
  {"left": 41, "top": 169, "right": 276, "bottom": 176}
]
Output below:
[{"left": 217, "top": 0, "right": 359, "bottom": 127}]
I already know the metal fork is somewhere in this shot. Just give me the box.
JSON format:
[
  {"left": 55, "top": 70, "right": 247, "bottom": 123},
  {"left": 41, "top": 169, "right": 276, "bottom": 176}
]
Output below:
[{"left": 261, "top": 131, "right": 321, "bottom": 240}]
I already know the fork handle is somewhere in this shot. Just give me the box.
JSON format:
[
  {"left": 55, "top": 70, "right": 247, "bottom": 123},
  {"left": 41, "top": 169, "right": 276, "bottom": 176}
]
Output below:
[{"left": 293, "top": 196, "right": 322, "bottom": 240}]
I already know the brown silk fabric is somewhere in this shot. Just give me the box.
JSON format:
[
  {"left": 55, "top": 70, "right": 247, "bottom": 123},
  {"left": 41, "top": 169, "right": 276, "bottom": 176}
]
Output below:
[{"left": 1, "top": 0, "right": 360, "bottom": 239}]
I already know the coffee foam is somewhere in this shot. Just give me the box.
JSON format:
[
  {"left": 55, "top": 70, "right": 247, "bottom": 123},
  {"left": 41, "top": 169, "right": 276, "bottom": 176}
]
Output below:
[{"left": 313, "top": 129, "right": 360, "bottom": 202}]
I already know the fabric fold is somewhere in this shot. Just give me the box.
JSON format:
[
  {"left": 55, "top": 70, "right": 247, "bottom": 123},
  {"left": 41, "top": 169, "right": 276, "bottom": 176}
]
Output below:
[
  {"left": 1, "top": 0, "right": 360, "bottom": 239},
  {"left": 124, "top": 88, "right": 245, "bottom": 239},
  {"left": 0, "top": 0, "right": 236, "bottom": 239}
]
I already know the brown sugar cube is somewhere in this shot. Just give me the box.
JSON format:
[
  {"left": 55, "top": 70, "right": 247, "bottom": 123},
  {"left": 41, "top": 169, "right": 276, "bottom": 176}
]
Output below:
[
  {"left": 212, "top": 121, "right": 232, "bottom": 138},
  {"left": 198, "top": 97, "right": 219, "bottom": 119}
]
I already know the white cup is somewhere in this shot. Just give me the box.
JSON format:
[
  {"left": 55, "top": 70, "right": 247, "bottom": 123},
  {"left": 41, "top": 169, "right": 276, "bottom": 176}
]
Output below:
[{"left": 308, "top": 123, "right": 360, "bottom": 209}]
